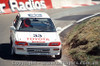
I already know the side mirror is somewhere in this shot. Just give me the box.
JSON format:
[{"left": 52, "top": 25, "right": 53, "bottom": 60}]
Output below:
[
  {"left": 56, "top": 27, "right": 62, "bottom": 31},
  {"left": 10, "top": 26, "right": 16, "bottom": 30}
]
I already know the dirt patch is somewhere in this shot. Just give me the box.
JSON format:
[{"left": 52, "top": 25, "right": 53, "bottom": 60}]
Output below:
[{"left": 62, "top": 16, "right": 100, "bottom": 66}]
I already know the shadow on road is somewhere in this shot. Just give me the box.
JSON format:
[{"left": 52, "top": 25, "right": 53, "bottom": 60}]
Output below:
[
  {"left": 0, "top": 43, "right": 55, "bottom": 61},
  {"left": 55, "top": 14, "right": 91, "bottom": 21},
  {"left": 92, "top": 0, "right": 100, "bottom": 1}
]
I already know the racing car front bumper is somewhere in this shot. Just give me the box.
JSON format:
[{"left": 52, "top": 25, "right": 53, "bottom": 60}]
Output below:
[{"left": 14, "top": 46, "right": 61, "bottom": 55}]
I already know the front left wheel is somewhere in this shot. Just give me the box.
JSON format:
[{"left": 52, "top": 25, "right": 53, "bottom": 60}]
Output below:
[{"left": 10, "top": 39, "right": 18, "bottom": 57}]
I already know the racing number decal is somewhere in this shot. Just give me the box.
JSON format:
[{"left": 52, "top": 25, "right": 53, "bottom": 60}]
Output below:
[{"left": 33, "top": 34, "right": 42, "bottom": 37}]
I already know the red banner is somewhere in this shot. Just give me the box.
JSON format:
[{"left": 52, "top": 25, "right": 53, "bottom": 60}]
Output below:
[{"left": 0, "top": 0, "right": 53, "bottom": 14}]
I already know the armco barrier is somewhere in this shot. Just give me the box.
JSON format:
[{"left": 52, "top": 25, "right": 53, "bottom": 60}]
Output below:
[{"left": 0, "top": 0, "right": 53, "bottom": 14}]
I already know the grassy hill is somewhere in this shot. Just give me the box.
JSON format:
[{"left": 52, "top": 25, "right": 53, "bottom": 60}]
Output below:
[{"left": 63, "top": 16, "right": 100, "bottom": 66}]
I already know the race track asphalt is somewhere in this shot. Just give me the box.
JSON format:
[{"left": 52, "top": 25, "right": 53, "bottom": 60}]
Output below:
[{"left": 0, "top": 4, "right": 100, "bottom": 66}]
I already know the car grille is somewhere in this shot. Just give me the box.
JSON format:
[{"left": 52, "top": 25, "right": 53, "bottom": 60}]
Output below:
[
  {"left": 27, "top": 48, "right": 50, "bottom": 53},
  {"left": 29, "top": 43, "right": 48, "bottom": 46}
]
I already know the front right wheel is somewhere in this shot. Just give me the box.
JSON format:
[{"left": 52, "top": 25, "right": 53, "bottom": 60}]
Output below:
[{"left": 55, "top": 50, "right": 62, "bottom": 59}]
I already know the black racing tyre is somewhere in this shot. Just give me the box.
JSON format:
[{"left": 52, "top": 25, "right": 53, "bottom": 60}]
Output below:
[
  {"left": 10, "top": 42, "right": 17, "bottom": 56},
  {"left": 11, "top": 47, "right": 19, "bottom": 58},
  {"left": 10, "top": 39, "right": 14, "bottom": 55},
  {"left": 55, "top": 50, "right": 62, "bottom": 59},
  {"left": 10, "top": 39, "right": 19, "bottom": 57},
  {"left": 10, "top": 39, "right": 12, "bottom": 47}
]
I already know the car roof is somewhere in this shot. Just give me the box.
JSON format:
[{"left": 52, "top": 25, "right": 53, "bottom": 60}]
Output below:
[{"left": 19, "top": 12, "right": 50, "bottom": 18}]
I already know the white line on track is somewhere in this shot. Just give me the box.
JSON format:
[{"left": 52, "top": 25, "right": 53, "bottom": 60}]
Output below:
[
  {"left": 58, "top": 12, "right": 100, "bottom": 35},
  {"left": 56, "top": 60, "right": 67, "bottom": 66},
  {"left": 58, "top": 23, "right": 74, "bottom": 34},
  {"left": 76, "top": 12, "right": 100, "bottom": 23},
  {"left": 57, "top": 12, "right": 100, "bottom": 66}
]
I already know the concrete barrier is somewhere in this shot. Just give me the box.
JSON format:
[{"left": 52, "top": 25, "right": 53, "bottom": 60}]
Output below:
[
  {"left": 51, "top": 0, "right": 92, "bottom": 8},
  {"left": 0, "top": 0, "right": 53, "bottom": 14},
  {"left": 0, "top": 0, "right": 99, "bottom": 14}
]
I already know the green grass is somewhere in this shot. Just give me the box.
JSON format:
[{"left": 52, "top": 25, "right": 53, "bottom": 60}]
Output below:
[{"left": 64, "top": 16, "right": 100, "bottom": 66}]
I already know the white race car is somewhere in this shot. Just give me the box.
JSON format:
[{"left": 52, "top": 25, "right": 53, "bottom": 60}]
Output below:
[{"left": 10, "top": 12, "right": 62, "bottom": 59}]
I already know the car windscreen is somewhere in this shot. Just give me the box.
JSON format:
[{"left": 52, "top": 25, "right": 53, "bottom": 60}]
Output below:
[{"left": 18, "top": 18, "right": 56, "bottom": 32}]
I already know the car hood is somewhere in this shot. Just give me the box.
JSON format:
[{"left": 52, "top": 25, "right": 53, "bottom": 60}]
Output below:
[{"left": 15, "top": 32, "right": 61, "bottom": 43}]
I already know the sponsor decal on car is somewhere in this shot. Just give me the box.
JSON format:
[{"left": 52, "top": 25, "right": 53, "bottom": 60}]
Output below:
[
  {"left": 27, "top": 34, "right": 49, "bottom": 43},
  {"left": 27, "top": 38, "right": 49, "bottom": 41},
  {"left": 28, "top": 14, "right": 42, "bottom": 17}
]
